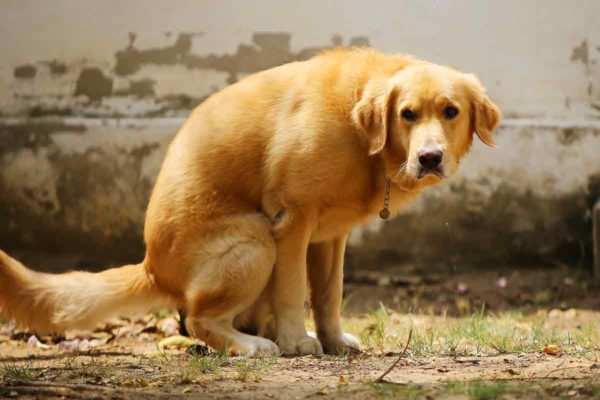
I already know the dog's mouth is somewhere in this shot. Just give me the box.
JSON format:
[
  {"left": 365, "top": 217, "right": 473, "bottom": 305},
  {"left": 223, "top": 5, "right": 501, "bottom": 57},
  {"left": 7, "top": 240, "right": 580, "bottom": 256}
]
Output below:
[{"left": 417, "top": 167, "right": 445, "bottom": 180}]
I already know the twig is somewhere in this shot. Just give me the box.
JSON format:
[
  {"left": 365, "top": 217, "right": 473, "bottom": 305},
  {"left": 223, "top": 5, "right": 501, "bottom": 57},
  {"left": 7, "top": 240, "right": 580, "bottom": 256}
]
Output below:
[
  {"left": 543, "top": 365, "right": 587, "bottom": 378},
  {"left": 374, "top": 328, "right": 413, "bottom": 383},
  {"left": 452, "top": 358, "right": 481, "bottom": 365}
]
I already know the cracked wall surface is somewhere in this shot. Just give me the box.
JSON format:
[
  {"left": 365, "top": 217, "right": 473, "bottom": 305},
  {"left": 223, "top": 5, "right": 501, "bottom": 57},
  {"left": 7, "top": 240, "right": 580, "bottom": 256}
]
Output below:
[{"left": 0, "top": 0, "right": 599, "bottom": 272}]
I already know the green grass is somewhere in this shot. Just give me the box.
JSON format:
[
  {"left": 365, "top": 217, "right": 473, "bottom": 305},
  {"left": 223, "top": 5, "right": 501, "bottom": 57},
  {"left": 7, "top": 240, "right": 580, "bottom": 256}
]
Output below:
[
  {"left": 1, "top": 362, "right": 35, "bottom": 382},
  {"left": 232, "top": 356, "right": 276, "bottom": 382},
  {"left": 357, "top": 302, "right": 392, "bottom": 352},
  {"left": 363, "top": 382, "right": 430, "bottom": 398},
  {"left": 343, "top": 306, "right": 600, "bottom": 358},
  {"left": 357, "top": 380, "right": 599, "bottom": 399},
  {"left": 187, "top": 352, "right": 229, "bottom": 375}
]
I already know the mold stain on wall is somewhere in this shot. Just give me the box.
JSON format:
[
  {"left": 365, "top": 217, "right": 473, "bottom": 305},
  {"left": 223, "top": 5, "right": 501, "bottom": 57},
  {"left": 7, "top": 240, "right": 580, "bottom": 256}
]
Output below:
[{"left": 0, "top": 121, "right": 163, "bottom": 269}]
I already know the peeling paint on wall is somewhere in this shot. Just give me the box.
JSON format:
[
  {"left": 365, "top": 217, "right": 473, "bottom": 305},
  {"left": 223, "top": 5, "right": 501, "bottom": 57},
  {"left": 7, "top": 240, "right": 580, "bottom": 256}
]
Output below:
[
  {"left": 114, "top": 32, "right": 370, "bottom": 84},
  {"left": 74, "top": 68, "right": 114, "bottom": 101},
  {"left": 14, "top": 64, "right": 37, "bottom": 79},
  {"left": 114, "top": 78, "right": 156, "bottom": 98},
  {"left": 570, "top": 39, "right": 600, "bottom": 113},
  {"left": 1, "top": 32, "right": 371, "bottom": 118},
  {"left": 571, "top": 39, "right": 589, "bottom": 66},
  {"left": 45, "top": 60, "right": 68, "bottom": 75}
]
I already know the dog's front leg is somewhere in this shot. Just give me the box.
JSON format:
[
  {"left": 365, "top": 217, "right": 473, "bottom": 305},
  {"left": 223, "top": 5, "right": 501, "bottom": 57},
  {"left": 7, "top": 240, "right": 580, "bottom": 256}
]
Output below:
[
  {"left": 273, "top": 211, "right": 323, "bottom": 355},
  {"left": 307, "top": 236, "right": 362, "bottom": 354}
]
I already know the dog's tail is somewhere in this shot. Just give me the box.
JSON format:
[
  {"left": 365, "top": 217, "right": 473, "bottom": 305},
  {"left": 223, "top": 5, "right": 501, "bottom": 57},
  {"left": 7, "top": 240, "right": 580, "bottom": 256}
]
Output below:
[{"left": 0, "top": 249, "right": 173, "bottom": 333}]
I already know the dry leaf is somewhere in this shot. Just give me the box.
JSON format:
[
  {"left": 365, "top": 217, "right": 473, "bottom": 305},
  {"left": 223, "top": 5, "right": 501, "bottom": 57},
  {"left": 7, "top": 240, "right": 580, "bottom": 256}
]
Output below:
[
  {"left": 157, "top": 335, "right": 195, "bottom": 350},
  {"left": 543, "top": 344, "right": 560, "bottom": 356}
]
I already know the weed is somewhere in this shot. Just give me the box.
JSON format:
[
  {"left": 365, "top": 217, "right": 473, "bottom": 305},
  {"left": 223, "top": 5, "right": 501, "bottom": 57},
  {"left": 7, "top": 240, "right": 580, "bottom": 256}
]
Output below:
[
  {"left": 359, "top": 303, "right": 391, "bottom": 352},
  {"left": 188, "top": 352, "right": 228, "bottom": 374},
  {"left": 467, "top": 380, "right": 507, "bottom": 400},
  {"left": 233, "top": 357, "right": 276, "bottom": 382},
  {"left": 1, "top": 362, "right": 35, "bottom": 382},
  {"left": 363, "top": 382, "right": 429, "bottom": 398}
]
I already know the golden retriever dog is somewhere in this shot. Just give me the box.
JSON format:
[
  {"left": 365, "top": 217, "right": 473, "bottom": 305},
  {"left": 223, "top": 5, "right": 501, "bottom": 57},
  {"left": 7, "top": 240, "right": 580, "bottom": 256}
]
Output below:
[{"left": 0, "top": 48, "right": 500, "bottom": 356}]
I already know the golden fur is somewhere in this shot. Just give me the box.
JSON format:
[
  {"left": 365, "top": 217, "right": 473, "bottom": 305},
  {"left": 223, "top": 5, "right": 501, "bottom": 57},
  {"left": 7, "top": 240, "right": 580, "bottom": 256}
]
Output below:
[{"left": 0, "top": 48, "right": 500, "bottom": 356}]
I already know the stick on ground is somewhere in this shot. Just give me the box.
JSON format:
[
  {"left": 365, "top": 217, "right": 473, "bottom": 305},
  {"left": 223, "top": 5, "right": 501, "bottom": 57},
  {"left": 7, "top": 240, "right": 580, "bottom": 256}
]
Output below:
[{"left": 375, "top": 328, "right": 413, "bottom": 383}]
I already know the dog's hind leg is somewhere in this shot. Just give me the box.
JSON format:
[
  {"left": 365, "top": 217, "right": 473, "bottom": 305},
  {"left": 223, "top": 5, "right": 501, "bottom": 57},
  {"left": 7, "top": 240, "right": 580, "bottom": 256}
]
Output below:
[{"left": 183, "top": 213, "right": 279, "bottom": 356}]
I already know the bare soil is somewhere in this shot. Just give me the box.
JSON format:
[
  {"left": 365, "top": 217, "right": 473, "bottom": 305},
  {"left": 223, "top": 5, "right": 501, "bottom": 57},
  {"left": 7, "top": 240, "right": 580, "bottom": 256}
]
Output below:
[
  {"left": 1, "top": 338, "right": 598, "bottom": 399},
  {"left": 1, "top": 266, "right": 599, "bottom": 399}
]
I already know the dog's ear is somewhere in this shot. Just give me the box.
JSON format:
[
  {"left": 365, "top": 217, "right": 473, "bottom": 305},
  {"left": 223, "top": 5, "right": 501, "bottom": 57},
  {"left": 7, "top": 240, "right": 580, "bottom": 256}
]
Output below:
[
  {"left": 465, "top": 74, "right": 501, "bottom": 147},
  {"left": 352, "top": 79, "right": 397, "bottom": 155}
]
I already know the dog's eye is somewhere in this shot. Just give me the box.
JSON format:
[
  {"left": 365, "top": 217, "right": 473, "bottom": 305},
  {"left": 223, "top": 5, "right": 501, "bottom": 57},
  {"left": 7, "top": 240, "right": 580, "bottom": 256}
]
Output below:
[
  {"left": 443, "top": 106, "right": 459, "bottom": 119},
  {"left": 401, "top": 109, "right": 416, "bottom": 121}
]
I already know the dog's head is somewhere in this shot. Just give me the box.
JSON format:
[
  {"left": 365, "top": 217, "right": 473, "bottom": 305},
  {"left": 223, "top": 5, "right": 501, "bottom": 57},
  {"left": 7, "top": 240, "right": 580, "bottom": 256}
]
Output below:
[{"left": 352, "top": 62, "right": 500, "bottom": 187}]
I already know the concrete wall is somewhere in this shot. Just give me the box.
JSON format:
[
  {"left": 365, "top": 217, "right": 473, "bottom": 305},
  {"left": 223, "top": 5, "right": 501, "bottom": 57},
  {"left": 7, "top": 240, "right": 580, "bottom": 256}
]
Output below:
[{"left": 1, "top": 0, "right": 599, "bottom": 272}]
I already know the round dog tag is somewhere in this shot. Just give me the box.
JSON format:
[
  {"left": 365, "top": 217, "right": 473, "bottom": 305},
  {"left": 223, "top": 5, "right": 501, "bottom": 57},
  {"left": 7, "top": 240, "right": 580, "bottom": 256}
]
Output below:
[{"left": 379, "top": 208, "right": 390, "bottom": 220}]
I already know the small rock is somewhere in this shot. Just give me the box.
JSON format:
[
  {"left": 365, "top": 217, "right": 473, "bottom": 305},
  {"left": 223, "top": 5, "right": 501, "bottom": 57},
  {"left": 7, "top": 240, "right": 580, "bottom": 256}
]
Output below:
[
  {"left": 548, "top": 309, "right": 562, "bottom": 318},
  {"left": 27, "top": 335, "right": 50, "bottom": 349},
  {"left": 457, "top": 282, "right": 469, "bottom": 294},
  {"left": 564, "top": 277, "right": 575, "bottom": 285},
  {"left": 564, "top": 309, "right": 578, "bottom": 319},
  {"left": 377, "top": 276, "right": 391, "bottom": 286},
  {"left": 496, "top": 277, "right": 507, "bottom": 289}
]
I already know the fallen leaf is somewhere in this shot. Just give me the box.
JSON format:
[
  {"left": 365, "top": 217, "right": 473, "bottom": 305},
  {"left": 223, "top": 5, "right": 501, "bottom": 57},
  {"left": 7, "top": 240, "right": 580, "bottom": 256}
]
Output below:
[
  {"left": 157, "top": 335, "right": 195, "bottom": 350},
  {"left": 543, "top": 345, "right": 560, "bottom": 356}
]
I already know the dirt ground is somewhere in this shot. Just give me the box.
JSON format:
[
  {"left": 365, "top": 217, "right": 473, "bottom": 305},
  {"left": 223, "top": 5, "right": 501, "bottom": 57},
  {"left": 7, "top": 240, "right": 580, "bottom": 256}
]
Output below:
[{"left": 1, "top": 266, "right": 599, "bottom": 399}]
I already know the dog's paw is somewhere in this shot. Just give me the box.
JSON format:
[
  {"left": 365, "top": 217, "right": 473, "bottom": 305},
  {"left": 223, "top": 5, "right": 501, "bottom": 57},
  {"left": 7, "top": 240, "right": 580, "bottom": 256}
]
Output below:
[
  {"left": 277, "top": 334, "right": 323, "bottom": 356},
  {"left": 320, "top": 332, "right": 362, "bottom": 355},
  {"left": 230, "top": 336, "right": 280, "bottom": 357}
]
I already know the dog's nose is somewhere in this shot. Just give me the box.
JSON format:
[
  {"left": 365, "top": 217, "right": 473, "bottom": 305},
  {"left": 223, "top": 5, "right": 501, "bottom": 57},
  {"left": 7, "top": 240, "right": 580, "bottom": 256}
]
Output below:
[{"left": 418, "top": 148, "right": 443, "bottom": 169}]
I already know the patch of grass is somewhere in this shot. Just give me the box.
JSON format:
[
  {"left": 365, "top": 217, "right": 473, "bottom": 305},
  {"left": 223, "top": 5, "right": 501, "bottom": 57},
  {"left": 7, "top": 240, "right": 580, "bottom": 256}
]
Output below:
[
  {"left": 467, "top": 380, "right": 508, "bottom": 400},
  {"left": 359, "top": 303, "right": 392, "bottom": 352},
  {"left": 1, "top": 362, "right": 35, "bottom": 382},
  {"left": 442, "top": 380, "right": 547, "bottom": 399},
  {"left": 187, "top": 352, "right": 229, "bottom": 374},
  {"left": 342, "top": 308, "right": 600, "bottom": 358},
  {"left": 232, "top": 356, "right": 276, "bottom": 382},
  {"left": 362, "top": 382, "right": 429, "bottom": 398}
]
